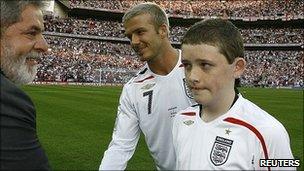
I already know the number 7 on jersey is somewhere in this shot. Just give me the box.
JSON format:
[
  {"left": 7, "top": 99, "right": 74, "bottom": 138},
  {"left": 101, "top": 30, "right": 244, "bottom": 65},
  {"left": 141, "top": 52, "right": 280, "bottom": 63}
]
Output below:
[{"left": 143, "top": 90, "right": 153, "bottom": 115}]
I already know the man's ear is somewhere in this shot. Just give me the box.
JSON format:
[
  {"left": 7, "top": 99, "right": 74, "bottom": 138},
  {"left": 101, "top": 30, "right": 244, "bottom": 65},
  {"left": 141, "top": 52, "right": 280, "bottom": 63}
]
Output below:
[
  {"left": 158, "top": 24, "right": 168, "bottom": 39},
  {"left": 233, "top": 57, "right": 246, "bottom": 79}
]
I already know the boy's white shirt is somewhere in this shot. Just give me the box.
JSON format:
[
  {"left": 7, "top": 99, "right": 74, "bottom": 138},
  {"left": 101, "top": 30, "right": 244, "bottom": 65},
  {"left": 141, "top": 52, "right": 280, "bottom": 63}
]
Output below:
[
  {"left": 173, "top": 94, "right": 295, "bottom": 170},
  {"left": 100, "top": 50, "right": 195, "bottom": 170}
]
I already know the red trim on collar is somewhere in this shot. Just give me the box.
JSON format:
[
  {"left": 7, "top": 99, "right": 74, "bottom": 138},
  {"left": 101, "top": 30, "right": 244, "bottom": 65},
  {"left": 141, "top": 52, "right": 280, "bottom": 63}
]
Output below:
[
  {"left": 181, "top": 112, "right": 196, "bottom": 116},
  {"left": 135, "top": 75, "right": 154, "bottom": 83}
]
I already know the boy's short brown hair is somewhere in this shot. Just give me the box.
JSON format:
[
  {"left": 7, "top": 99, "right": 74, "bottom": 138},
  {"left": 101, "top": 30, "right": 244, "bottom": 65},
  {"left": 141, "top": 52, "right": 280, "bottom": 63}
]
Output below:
[{"left": 182, "top": 18, "right": 244, "bottom": 64}]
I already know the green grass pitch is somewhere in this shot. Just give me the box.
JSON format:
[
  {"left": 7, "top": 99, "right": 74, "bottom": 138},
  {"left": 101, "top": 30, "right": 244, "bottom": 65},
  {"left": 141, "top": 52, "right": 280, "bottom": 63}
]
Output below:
[{"left": 22, "top": 85, "right": 303, "bottom": 170}]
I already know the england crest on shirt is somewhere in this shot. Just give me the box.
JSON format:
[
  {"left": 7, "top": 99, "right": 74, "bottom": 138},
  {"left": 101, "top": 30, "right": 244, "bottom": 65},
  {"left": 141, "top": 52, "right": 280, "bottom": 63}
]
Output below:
[{"left": 210, "top": 136, "right": 233, "bottom": 166}]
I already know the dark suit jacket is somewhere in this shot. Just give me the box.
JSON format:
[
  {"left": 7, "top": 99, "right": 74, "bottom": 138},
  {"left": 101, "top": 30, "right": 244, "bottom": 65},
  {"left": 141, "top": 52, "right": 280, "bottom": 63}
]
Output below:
[{"left": 0, "top": 71, "right": 50, "bottom": 170}]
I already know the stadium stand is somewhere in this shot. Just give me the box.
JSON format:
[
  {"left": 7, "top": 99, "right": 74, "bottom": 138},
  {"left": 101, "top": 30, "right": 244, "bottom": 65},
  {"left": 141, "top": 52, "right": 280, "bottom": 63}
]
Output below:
[
  {"left": 243, "top": 50, "right": 303, "bottom": 88},
  {"left": 69, "top": 0, "right": 304, "bottom": 19},
  {"left": 37, "top": 0, "right": 303, "bottom": 88},
  {"left": 44, "top": 15, "right": 303, "bottom": 44},
  {"left": 37, "top": 36, "right": 143, "bottom": 83}
]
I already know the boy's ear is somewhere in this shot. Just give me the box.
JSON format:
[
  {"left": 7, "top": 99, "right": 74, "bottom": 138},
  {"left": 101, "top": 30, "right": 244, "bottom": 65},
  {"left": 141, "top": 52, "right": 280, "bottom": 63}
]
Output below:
[{"left": 233, "top": 57, "right": 246, "bottom": 79}]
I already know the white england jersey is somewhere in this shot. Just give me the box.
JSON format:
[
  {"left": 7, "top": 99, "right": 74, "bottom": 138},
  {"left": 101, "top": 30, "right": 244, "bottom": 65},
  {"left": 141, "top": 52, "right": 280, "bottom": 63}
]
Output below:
[
  {"left": 173, "top": 94, "right": 295, "bottom": 170},
  {"left": 100, "top": 50, "right": 195, "bottom": 170}
]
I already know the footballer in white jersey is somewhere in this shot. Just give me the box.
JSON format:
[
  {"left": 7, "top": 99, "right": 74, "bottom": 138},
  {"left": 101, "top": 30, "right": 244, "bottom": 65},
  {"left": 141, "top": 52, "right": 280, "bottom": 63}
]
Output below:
[
  {"left": 173, "top": 94, "right": 295, "bottom": 170},
  {"left": 100, "top": 50, "right": 195, "bottom": 170}
]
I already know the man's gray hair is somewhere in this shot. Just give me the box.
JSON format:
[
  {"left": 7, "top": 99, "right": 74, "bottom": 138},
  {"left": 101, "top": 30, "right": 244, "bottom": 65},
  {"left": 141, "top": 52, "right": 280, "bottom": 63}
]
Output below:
[
  {"left": 0, "top": 1, "right": 45, "bottom": 35},
  {"left": 122, "top": 2, "right": 170, "bottom": 35}
]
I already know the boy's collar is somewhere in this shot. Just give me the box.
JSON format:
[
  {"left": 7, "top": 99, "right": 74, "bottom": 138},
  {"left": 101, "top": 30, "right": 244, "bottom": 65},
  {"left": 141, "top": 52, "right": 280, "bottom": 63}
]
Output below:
[{"left": 229, "top": 92, "right": 239, "bottom": 109}]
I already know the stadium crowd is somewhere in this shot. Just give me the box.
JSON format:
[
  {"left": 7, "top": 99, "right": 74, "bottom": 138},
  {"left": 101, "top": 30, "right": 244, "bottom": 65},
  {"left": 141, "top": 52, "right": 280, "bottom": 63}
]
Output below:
[
  {"left": 243, "top": 50, "right": 303, "bottom": 88},
  {"left": 44, "top": 15, "right": 304, "bottom": 44},
  {"left": 37, "top": 1, "right": 304, "bottom": 88},
  {"left": 36, "top": 36, "right": 303, "bottom": 88},
  {"left": 36, "top": 36, "right": 143, "bottom": 83},
  {"left": 69, "top": 0, "right": 304, "bottom": 19}
]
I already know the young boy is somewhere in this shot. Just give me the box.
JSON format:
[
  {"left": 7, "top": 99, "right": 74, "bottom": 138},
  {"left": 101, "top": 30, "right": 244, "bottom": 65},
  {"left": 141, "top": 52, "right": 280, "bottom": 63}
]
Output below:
[{"left": 172, "top": 19, "right": 296, "bottom": 170}]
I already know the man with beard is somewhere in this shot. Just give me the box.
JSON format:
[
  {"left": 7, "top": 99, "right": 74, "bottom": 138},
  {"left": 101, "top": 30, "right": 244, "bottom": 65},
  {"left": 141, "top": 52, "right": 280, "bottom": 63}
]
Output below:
[{"left": 0, "top": 1, "right": 50, "bottom": 170}]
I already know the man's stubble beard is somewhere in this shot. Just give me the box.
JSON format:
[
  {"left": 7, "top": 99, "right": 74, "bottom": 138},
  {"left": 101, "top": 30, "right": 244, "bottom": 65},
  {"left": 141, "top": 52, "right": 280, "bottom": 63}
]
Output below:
[{"left": 1, "top": 42, "right": 39, "bottom": 85}]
